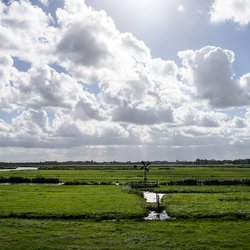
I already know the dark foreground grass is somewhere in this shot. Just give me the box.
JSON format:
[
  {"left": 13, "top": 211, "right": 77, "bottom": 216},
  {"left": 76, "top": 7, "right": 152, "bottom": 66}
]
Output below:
[
  {"left": 0, "top": 219, "right": 249, "bottom": 250},
  {"left": 0, "top": 185, "right": 146, "bottom": 220}
]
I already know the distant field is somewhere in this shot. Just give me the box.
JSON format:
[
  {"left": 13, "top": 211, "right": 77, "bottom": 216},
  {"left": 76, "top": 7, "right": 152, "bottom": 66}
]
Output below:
[{"left": 0, "top": 166, "right": 250, "bottom": 183}]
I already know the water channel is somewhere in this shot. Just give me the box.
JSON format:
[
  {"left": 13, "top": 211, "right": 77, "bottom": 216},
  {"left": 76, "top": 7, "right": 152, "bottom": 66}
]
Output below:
[
  {"left": 0, "top": 167, "right": 38, "bottom": 171},
  {"left": 143, "top": 191, "right": 171, "bottom": 220}
]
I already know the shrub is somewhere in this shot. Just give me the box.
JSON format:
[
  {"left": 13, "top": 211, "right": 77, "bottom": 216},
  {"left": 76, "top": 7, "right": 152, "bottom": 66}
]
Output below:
[
  {"left": 32, "top": 176, "right": 59, "bottom": 184},
  {"left": 9, "top": 176, "right": 31, "bottom": 183}
]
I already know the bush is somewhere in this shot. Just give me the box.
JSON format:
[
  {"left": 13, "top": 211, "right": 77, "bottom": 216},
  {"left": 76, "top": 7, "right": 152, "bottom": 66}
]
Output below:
[
  {"left": 32, "top": 176, "right": 59, "bottom": 184},
  {"left": 9, "top": 176, "right": 31, "bottom": 183},
  {"left": 162, "top": 178, "right": 250, "bottom": 186},
  {"left": 0, "top": 176, "right": 8, "bottom": 183},
  {"left": 0, "top": 176, "right": 59, "bottom": 184}
]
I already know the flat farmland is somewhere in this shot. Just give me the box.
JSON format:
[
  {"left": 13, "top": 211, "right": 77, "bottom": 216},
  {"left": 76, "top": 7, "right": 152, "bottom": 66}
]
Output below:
[
  {"left": 0, "top": 166, "right": 250, "bottom": 183},
  {"left": 0, "top": 219, "right": 249, "bottom": 250},
  {"left": 0, "top": 165, "right": 250, "bottom": 249},
  {"left": 0, "top": 185, "right": 146, "bottom": 220}
]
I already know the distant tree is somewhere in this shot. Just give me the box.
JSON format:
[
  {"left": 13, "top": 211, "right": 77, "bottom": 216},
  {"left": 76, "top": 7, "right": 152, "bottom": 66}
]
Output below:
[{"left": 133, "top": 161, "right": 151, "bottom": 183}]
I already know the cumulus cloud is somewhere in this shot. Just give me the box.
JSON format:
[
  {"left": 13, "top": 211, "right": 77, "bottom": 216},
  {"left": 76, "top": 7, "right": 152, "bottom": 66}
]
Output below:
[
  {"left": 112, "top": 105, "right": 173, "bottom": 125},
  {"left": 57, "top": 23, "right": 109, "bottom": 67},
  {"left": 178, "top": 46, "right": 250, "bottom": 108},
  {"left": 210, "top": 0, "right": 250, "bottom": 26},
  {"left": 0, "top": 0, "right": 249, "bottom": 161},
  {"left": 0, "top": 60, "right": 105, "bottom": 121},
  {"left": 0, "top": 0, "right": 55, "bottom": 63}
]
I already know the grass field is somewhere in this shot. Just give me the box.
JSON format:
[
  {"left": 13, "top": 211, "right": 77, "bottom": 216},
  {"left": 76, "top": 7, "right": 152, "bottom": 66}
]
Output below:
[
  {"left": 163, "top": 191, "right": 250, "bottom": 220},
  {"left": 0, "top": 185, "right": 146, "bottom": 220},
  {"left": 0, "top": 165, "right": 250, "bottom": 249},
  {"left": 0, "top": 219, "right": 249, "bottom": 250},
  {"left": 0, "top": 166, "right": 250, "bottom": 183}
]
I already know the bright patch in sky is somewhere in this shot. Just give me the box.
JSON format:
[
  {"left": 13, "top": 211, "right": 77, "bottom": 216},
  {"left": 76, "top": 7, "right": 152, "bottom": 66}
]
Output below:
[{"left": 0, "top": 0, "right": 249, "bottom": 162}]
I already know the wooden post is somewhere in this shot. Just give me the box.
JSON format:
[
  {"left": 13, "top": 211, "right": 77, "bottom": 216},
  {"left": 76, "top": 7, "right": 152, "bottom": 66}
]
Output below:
[{"left": 156, "top": 194, "right": 160, "bottom": 211}]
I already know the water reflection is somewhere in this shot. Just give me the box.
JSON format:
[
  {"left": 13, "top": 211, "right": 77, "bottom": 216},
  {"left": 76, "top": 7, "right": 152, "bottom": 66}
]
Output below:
[
  {"left": 143, "top": 191, "right": 171, "bottom": 220},
  {"left": 0, "top": 167, "right": 38, "bottom": 171}
]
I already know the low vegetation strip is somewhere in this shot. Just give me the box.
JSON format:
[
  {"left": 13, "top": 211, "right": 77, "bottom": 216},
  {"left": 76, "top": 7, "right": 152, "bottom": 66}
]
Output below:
[
  {"left": 161, "top": 178, "right": 250, "bottom": 186},
  {"left": 0, "top": 185, "right": 147, "bottom": 220},
  {"left": 0, "top": 176, "right": 59, "bottom": 184}
]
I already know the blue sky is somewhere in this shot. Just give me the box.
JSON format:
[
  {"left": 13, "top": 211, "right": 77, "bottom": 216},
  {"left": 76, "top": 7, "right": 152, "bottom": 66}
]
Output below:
[
  {"left": 85, "top": 0, "right": 250, "bottom": 77},
  {"left": 0, "top": 0, "right": 249, "bottom": 162}
]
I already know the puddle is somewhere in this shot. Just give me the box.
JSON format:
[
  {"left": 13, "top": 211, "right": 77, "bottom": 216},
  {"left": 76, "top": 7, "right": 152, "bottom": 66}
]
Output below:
[
  {"left": 143, "top": 191, "right": 171, "bottom": 220},
  {"left": 0, "top": 167, "right": 38, "bottom": 171},
  {"left": 145, "top": 210, "right": 171, "bottom": 220}
]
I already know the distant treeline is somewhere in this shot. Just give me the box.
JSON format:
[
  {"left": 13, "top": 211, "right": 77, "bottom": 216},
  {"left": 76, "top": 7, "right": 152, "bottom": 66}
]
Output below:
[{"left": 0, "top": 158, "right": 250, "bottom": 166}]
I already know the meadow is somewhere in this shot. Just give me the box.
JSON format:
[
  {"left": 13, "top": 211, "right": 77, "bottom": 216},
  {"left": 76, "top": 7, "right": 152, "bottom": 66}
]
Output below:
[
  {"left": 0, "top": 185, "right": 146, "bottom": 220},
  {"left": 162, "top": 187, "right": 250, "bottom": 220},
  {"left": 1, "top": 219, "right": 249, "bottom": 250},
  {"left": 0, "top": 165, "right": 250, "bottom": 249},
  {"left": 0, "top": 165, "right": 250, "bottom": 183}
]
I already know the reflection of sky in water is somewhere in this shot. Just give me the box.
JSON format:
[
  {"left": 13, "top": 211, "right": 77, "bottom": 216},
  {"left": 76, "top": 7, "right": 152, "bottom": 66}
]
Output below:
[
  {"left": 0, "top": 167, "right": 38, "bottom": 171},
  {"left": 143, "top": 191, "right": 171, "bottom": 220},
  {"left": 143, "top": 191, "right": 165, "bottom": 203}
]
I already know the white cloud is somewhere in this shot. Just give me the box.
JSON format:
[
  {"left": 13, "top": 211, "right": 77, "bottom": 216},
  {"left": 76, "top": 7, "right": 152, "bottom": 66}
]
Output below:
[
  {"left": 178, "top": 46, "right": 250, "bottom": 108},
  {"left": 178, "top": 4, "right": 184, "bottom": 13},
  {"left": 39, "top": 0, "right": 49, "bottom": 6},
  {"left": 112, "top": 105, "right": 173, "bottom": 125},
  {"left": 57, "top": 23, "right": 110, "bottom": 67},
  {"left": 0, "top": 62, "right": 92, "bottom": 110},
  {"left": 0, "top": 0, "right": 249, "bottom": 161},
  {"left": 210, "top": 0, "right": 250, "bottom": 26},
  {"left": 0, "top": 0, "right": 55, "bottom": 63},
  {"left": 240, "top": 73, "right": 250, "bottom": 96},
  {"left": 174, "top": 105, "right": 227, "bottom": 127}
]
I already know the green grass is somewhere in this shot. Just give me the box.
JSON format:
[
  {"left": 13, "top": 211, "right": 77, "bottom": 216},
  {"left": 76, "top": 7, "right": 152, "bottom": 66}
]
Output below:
[
  {"left": 163, "top": 191, "right": 250, "bottom": 219},
  {"left": 0, "top": 166, "right": 250, "bottom": 183},
  {"left": 0, "top": 185, "right": 146, "bottom": 220},
  {"left": 0, "top": 219, "right": 249, "bottom": 249},
  {"left": 1, "top": 166, "right": 250, "bottom": 249}
]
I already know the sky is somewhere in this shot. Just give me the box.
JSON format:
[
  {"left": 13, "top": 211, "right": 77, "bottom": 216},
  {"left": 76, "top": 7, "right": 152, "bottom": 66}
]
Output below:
[{"left": 0, "top": 0, "right": 250, "bottom": 162}]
